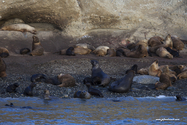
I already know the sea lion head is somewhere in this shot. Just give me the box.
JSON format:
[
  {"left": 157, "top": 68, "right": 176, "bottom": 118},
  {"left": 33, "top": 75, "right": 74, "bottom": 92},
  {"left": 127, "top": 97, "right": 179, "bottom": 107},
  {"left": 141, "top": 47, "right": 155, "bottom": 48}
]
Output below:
[
  {"left": 32, "top": 35, "right": 40, "bottom": 43},
  {"left": 91, "top": 60, "right": 99, "bottom": 68},
  {"left": 176, "top": 95, "right": 182, "bottom": 101}
]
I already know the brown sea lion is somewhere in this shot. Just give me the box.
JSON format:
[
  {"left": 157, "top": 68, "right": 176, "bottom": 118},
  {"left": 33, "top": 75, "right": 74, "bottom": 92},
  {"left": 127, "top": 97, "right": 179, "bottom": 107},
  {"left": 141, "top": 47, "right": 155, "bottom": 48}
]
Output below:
[
  {"left": 0, "top": 57, "right": 6, "bottom": 77},
  {"left": 148, "top": 36, "right": 164, "bottom": 47},
  {"left": 171, "top": 36, "right": 185, "bottom": 50},
  {"left": 74, "top": 47, "right": 92, "bottom": 55},
  {"left": 0, "top": 47, "right": 9, "bottom": 58},
  {"left": 124, "top": 44, "right": 148, "bottom": 58},
  {"left": 161, "top": 65, "right": 177, "bottom": 82},
  {"left": 148, "top": 44, "right": 167, "bottom": 53},
  {"left": 1, "top": 24, "right": 36, "bottom": 34},
  {"left": 91, "top": 60, "right": 111, "bottom": 86},
  {"left": 105, "top": 48, "right": 116, "bottom": 57},
  {"left": 85, "top": 83, "right": 104, "bottom": 97},
  {"left": 148, "top": 60, "right": 162, "bottom": 77},
  {"left": 177, "top": 70, "right": 187, "bottom": 80},
  {"left": 155, "top": 73, "right": 172, "bottom": 90},
  {"left": 108, "top": 69, "right": 135, "bottom": 93},
  {"left": 93, "top": 46, "right": 109, "bottom": 56},
  {"left": 168, "top": 65, "right": 185, "bottom": 75},
  {"left": 58, "top": 74, "right": 77, "bottom": 87},
  {"left": 74, "top": 91, "right": 91, "bottom": 99},
  {"left": 156, "top": 47, "right": 173, "bottom": 59},
  {"left": 30, "top": 35, "right": 44, "bottom": 56}
]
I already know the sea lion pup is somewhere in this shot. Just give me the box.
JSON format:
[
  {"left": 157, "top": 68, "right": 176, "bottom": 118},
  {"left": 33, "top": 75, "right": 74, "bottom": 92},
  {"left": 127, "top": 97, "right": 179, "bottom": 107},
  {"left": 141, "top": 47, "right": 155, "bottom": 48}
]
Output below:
[
  {"left": 137, "top": 67, "right": 149, "bottom": 75},
  {"left": 23, "top": 82, "right": 37, "bottom": 96},
  {"left": 75, "top": 43, "right": 95, "bottom": 51},
  {"left": 0, "top": 57, "right": 7, "bottom": 78},
  {"left": 66, "top": 47, "right": 75, "bottom": 56},
  {"left": 171, "top": 35, "right": 184, "bottom": 50},
  {"left": 116, "top": 48, "right": 125, "bottom": 57},
  {"left": 91, "top": 60, "right": 111, "bottom": 86},
  {"left": 148, "top": 36, "right": 164, "bottom": 47},
  {"left": 148, "top": 60, "right": 162, "bottom": 77},
  {"left": 74, "top": 46, "right": 92, "bottom": 55},
  {"left": 163, "top": 34, "right": 173, "bottom": 49},
  {"left": 57, "top": 74, "right": 77, "bottom": 87},
  {"left": 124, "top": 44, "right": 148, "bottom": 58},
  {"left": 177, "top": 70, "right": 187, "bottom": 80},
  {"left": 1, "top": 24, "right": 37, "bottom": 34},
  {"left": 6, "top": 83, "right": 19, "bottom": 93},
  {"left": 175, "top": 95, "right": 186, "bottom": 101},
  {"left": 156, "top": 47, "right": 173, "bottom": 59},
  {"left": 105, "top": 48, "right": 116, "bottom": 57},
  {"left": 30, "top": 35, "right": 44, "bottom": 56},
  {"left": 108, "top": 69, "right": 135, "bottom": 93},
  {"left": 93, "top": 46, "right": 109, "bottom": 56},
  {"left": 0, "top": 47, "right": 9, "bottom": 58},
  {"left": 125, "top": 64, "right": 138, "bottom": 74},
  {"left": 20, "top": 48, "right": 30, "bottom": 55},
  {"left": 166, "top": 47, "right": 179, "bottom": 57},
  {"left": 44, "top": 90, "right": 51, "bottom": 100},
  {"left": 155, "top": 73, "right": 172, "bottom": 90},
  {"left": 74, "top": 91, "right": 91, "bottom": 99},
  {"left": 31, "top": 74, "right": 47, "bottom": 82},
  {"left": 85, "top": 83, "right": 104, "bottom": 97}
]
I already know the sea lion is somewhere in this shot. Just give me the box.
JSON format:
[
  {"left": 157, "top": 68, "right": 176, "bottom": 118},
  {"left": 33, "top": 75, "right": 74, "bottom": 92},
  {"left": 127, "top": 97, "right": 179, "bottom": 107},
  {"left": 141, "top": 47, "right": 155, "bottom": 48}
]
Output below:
[
  {"left": 85, "top": 83, "right": 104, "bottom": 97},
  {"left": 148, "top": 60, "right": 162, "bottom": 77},
  {"left": 148, "top": 44, "right": 167, "bottom": 53},
  {"left": 161, "top": 65, "right": 177, "bottom": 82},
  {"left": 45, "top": 76, "right": 61, "bottom": 85},
  {"left": 0, "top": 47, "right": 9, "bottom": 58},
  {"left": 166, "top": 47, "right": 179, "bottom": 57},
  {"left": 108, "top": 69, "right": 135, "bottom": 93},
  {"left": 0, "top": 57, "right": 6, "bottom": 77},
  {"left": 1, "top": 24, "right": 37, "bottom": 34},
  {"left": 124, "top": 44, "right": 148, "bottom": 58},
  {"left": 177, "top": 70, "right": 187, "bottom": 80},
  {"left": 137, "top": 67, "right": 149, "bottom": 75},
  {"left": 30, "top": 35, "right": 44, "bottom": 56},
  {"left": 44, "top": 90, "right": 51, "bottom": 100},
  {"left": 31, "top": 74, "right": 47, "bottom": 82},
  {"left": 23, "top": 82, "right": 37, "bottom": 96},
  {"left": 125, "top": 64, "right": 138, "bottom": 74},
  {"left": 105, "top": 48, "right": 116, "bottom": 57},
  {"left": 148, "top": 36, "right": 164, "bottom": 47},
  {"left": 20, "top": 48, "right": 30, "bottom": 55},
  {"left": 74, "top": 91, "right": 91, "bottom": 99},
  {"left": 171, "top": 36, "right": 185, "bottom": 50},
  {"left": 66, "top": 47, "right": 75, "bottom": 56},
  {"left": 155, "top": 73, "right": 172, "bottom": 90},
  {"left": 57, "top": 74, "right": 77, "bottom": 87},
  {"left": 93, "top": 46, "right": 109, "bottom": 56},
  {"left": 163, "top": 34, "right": 173, "bottom": 49},
  {"left": 116, "top": 48, "right": 125, "bottom": 57},
  {"left": 75, "top": 43, "right": 95, "bottom": 51},
  {"left": 175, "top": 95, "right": 186, "bottom": 101},
  {"left": 1, "top": 18, "right": 25, "bottom": 27},
  {"left": 74, "top": 47, "right": 92, "bottom": 55},
  {"left": 6, "top": 83, "right": 19, "bottom": 93},
  {"left": 169, "top": 65, "right": 185, "bottom": 75},
  {"left": 156, "top": 47, "right": 173, "bottom": 59},
  {"left": 91, "top": 60, "right": 111, "bottom": 86}
]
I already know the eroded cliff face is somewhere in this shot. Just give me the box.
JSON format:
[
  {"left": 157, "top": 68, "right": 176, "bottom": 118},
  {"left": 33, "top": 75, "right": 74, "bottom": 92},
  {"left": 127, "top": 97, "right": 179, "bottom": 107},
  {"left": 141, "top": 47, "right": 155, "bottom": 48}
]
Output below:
[{"left": 0, "top": 0, "right": 187, "bottom": 52}]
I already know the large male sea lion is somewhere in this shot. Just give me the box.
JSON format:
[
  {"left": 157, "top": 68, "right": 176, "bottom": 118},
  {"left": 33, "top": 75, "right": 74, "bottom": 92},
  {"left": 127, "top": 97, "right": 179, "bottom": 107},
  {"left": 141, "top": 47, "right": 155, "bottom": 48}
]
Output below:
[
  {"left": 148, "top": 60, "right": 162, "bottom": 77},
  {"left": 155, "top": 73, "right": 172, "bottom": 90},
  {"left": 148, "top": 36, "right": 164, "bottom": 47},
  {"left": 91, "top": 60, "right": 111, "bottom": 86},
  {"left": 0, "top": 57, "right": 6, "bottom": 77},
  {"left": 171, "top": 36, "right": 184, "bottom": 50},
  {"left": 1, "top": 24, "right": 37, "bottom": 34},
  {"left": 30, "top": 35, "right": 44, "bottom": 56},
  {"left": 108, "top": 68, "right": 135, "bottom": 93}
]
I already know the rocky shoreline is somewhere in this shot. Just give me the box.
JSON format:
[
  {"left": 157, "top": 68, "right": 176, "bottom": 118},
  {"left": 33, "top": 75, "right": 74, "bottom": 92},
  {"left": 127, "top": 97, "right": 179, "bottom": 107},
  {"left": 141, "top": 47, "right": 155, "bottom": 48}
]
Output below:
[{"left": 1, "top": 54, "right": 187, "bottom": 99}]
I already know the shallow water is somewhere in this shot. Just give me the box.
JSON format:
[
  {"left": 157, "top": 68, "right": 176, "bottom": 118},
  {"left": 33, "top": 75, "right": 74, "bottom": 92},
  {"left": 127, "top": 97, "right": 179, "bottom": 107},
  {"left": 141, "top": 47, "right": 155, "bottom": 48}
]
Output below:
[{"left": 0, "top": 96, "right": 186, "bottom": 125}]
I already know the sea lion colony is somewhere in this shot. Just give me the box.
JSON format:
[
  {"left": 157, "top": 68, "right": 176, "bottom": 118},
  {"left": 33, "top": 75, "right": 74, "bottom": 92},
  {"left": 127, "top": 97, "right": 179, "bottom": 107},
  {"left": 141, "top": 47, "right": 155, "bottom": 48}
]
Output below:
[{"left": 0, "top": 23, "right": 187, "bottom": 99}]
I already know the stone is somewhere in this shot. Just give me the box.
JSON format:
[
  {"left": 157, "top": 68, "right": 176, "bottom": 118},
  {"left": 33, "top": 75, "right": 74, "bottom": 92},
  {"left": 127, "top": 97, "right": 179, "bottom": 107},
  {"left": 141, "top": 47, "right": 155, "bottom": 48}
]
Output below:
[{"left": 133, "top": 75, "right": 159, "bottom": 84}]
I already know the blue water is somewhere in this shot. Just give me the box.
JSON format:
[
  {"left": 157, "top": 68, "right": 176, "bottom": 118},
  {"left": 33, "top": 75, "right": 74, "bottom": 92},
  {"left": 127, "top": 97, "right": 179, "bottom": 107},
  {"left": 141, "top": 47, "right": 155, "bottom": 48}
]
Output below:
[{"left": 0, "top": 95, "right": 186, "bottom": 125}]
